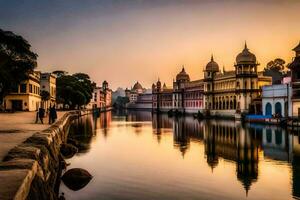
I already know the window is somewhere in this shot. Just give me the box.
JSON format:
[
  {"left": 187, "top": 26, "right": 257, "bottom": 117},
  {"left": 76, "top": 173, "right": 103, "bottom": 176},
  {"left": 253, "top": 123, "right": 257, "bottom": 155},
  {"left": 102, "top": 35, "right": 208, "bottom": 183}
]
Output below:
[
  {"left": 20, "top": 84, "right": 27, "bottom": 93},
  {"left": 29, "top": 84, "right": 33, "bottom": 93}
]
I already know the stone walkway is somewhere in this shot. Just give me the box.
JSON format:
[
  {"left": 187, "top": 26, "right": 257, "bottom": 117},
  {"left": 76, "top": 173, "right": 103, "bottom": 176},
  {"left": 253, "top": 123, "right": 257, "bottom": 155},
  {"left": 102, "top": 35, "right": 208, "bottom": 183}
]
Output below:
[{"left": 0, "top": 111, "right": 65, "bottom": 161}]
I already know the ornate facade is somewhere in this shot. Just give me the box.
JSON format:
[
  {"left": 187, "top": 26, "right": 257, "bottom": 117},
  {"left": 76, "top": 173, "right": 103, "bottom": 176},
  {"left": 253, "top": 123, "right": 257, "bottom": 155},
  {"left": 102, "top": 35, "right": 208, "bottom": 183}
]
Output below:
[
  {"left": 125, "top": 81, "right": 145, "bottom": 103},
  {"left": 204, "top": 44, "right": 272, "bottom": 117},
  {"left": 152, "top": 43, "right": 272, "bottom": 118},
  {"left": 152, "top": 68, "right": 204, "bottom": 114}
]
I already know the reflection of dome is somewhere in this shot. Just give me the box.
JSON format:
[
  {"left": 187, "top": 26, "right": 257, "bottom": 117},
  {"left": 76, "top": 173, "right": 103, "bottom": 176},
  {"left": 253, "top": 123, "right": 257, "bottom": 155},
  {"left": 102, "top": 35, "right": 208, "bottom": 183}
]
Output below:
[
  {"left": 236, "top": 43, "right": 256, "bottom": 64},
  {"left": 133, "top": 81, "right": 143, "bottom": 90},
  {"left": 206, "top": 55, "right": 219, "bottom": 72},
  {"left": 176, "top": 67, "right": 190, "bottom": 82}
]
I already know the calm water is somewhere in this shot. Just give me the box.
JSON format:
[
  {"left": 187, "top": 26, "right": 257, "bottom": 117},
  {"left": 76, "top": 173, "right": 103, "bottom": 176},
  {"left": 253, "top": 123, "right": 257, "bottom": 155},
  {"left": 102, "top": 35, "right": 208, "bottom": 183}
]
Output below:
[{"left": 60, "top": 111, "right": 300, "bottom": 200}]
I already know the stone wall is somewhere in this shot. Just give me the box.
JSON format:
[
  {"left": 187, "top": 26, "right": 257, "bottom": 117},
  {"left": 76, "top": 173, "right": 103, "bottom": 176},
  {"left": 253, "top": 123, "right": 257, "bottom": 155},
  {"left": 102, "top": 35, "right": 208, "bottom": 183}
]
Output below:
[{"left": 0, "top": 110, "right": 93, "bottom": 200}]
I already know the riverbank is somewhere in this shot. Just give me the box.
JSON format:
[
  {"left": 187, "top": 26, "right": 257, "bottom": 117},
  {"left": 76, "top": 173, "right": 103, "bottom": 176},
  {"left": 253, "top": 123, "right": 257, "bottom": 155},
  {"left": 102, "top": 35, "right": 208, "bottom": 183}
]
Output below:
[
  {"left": 0, "top": 110, "right": 93, "bottom": 200},
  {"left": 0, "top": 112, "right": 65, "bottom": 161}
]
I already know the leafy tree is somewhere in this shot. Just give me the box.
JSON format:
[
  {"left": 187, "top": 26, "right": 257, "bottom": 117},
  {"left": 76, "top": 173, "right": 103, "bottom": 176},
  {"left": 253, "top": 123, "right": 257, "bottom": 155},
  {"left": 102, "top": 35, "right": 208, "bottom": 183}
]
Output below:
[
  {"left": 53, "top": 70, "right": 68, "bottom": 78},
  {"left": 263, "top": 58, "right": 288, "bottom": 84},
  {"left": 113, "top": 96, "right": 129, "bottom": 109},
  {"left": 56, "top": 72, "right": 95, "bottom": 109},
  {"left": 0, "top": 29, "right": 37, "bottom": 103},
  {"left": 40, "top": 90, "right": 50, "bottom": 101},
  {"left": 40, "top": 90, "right": 50, "bottom": 109}
]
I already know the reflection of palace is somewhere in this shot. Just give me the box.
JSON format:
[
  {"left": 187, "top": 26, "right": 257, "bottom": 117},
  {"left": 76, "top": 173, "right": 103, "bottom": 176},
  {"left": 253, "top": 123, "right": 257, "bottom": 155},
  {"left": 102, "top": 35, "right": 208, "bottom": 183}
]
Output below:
[
  {"left": 203, "top": 121, "right": 260, "bottom": 194},
  {"left": 149, "top": 114, "right": 300, "bottom": 196}
]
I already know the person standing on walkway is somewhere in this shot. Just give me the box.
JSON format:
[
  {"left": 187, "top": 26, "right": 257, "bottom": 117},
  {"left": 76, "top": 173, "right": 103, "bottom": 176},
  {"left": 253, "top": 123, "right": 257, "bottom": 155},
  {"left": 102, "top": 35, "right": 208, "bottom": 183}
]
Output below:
[
  {"left": 38, "top": 107, "right": 45, "bottom": 124},
  {"left": 52, "top": 105, "right": 57, "bottom": 123},
  {"left": 49, "top": 105, "right": 57, "bottom": 124}
]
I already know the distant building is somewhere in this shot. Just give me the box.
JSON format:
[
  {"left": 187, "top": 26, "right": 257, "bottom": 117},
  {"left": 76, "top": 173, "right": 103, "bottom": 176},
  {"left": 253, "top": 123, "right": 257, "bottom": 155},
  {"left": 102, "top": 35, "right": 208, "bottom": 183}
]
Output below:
[
  {"left": 125, "top": 81, "right": 145, "bottom": 103},
  {"left": 152, "top": 68, "right": 204, "bottom": 113},
  {"left": 125, "top": 82, "right": 152, "bottom": 110},
  {"left": 126, "top": 91, "right": 153, "bottom": 110},
  {"left": 40, "top": 72, "right": 57, "bottom": 108},
  {"left": 3, "top": 71, "right": 41, "bottom": 111},
  {"left": 88, "top": 80, "right": 112, "bottom": 110}
]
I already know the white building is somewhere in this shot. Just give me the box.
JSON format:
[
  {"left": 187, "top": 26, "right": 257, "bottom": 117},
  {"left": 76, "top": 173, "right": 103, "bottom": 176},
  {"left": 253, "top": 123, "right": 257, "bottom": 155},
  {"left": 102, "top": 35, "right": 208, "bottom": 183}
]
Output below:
[{"left": 262, "top": 84, "right": 291, "bottom": 117}]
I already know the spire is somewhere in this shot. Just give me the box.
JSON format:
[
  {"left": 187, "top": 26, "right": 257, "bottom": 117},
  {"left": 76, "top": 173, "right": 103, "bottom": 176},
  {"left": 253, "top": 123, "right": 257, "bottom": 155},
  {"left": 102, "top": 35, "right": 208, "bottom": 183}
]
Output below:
[
  {"left": 211, "top": 54, "right": 214, "bottom": 61},
  {"left": 182, "top": 65, "right": 185, "bottom": 72},
  {"left": 244, "top": 41, "right": 248, "bottom": 50}
]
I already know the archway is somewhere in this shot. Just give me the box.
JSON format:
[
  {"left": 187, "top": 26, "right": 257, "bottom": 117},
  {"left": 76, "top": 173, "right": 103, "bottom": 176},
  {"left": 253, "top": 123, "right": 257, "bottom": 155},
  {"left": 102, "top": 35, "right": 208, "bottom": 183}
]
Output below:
[
  {"left": 265, "top": 103, "right": 272, "bottom": 116},
  {"left": 275, "top": 102, "right": 282, "bottom": 116}
]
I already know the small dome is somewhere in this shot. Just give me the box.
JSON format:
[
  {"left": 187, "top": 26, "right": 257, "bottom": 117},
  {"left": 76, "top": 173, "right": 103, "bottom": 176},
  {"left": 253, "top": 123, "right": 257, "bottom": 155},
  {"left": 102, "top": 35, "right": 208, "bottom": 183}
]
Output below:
[
  {"left": 133, "top": 81, "right": 143, "bottom": 90},
  {"left": 176, "top": 67, "right": 190, "bottom": 82},
  {"left": 236, "top": 43, "right": 256, "bottom": 64},
  {"left": 205, "top": 55, "right": 219, "bottom": 72}
]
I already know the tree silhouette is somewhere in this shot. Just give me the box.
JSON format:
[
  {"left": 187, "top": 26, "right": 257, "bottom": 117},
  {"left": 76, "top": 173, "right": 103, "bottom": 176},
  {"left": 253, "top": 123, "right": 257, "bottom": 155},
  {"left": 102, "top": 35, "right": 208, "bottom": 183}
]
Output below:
[
  {"left": 263, "top": 58, "right": 288, "bottom": 84},
  {"left": 0, "top": 29, "right": 37, "bottom": 103}
]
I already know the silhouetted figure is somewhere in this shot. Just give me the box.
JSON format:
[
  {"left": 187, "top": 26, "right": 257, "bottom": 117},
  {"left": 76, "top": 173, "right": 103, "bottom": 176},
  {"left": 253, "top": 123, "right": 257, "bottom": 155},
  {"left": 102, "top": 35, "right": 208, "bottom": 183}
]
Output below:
[
  {"left": 38, "top": 107, "right": 45, "bottom": 124},
  {"left": 49, "top": 105, "right": 57, "bottom": 124}
]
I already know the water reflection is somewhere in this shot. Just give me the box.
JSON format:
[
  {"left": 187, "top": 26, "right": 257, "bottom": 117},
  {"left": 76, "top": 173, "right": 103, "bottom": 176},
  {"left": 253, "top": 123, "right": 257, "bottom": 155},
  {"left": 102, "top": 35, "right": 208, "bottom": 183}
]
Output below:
[
  {"left": 151, "top": 113, "right": 300, "bottom": 198},
  {"left": 62, "top": 111, "right": 300, "bottom": 200}
]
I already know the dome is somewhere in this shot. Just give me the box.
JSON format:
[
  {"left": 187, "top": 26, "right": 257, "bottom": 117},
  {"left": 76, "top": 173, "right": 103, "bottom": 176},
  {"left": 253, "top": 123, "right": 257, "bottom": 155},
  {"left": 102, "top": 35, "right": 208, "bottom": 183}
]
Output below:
[
  {"left": 205, "top": 55, "right": 219, "bottom": 72},
  {"left": 176, "top": 67, "right": 190, "bottom": 82},
  {"left": 133, "top": 81, "right": 143, "bottom": 90},
  {"left": 236, "top": 43, "right": 256, "bottom": 64}
]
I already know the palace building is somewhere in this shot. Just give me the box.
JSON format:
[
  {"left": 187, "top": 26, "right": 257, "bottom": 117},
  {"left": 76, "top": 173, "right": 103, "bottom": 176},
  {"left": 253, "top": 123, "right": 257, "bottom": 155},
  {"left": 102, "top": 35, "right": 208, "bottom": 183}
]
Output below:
[
  {"left": 152, "top": 68, "right": 204, "bottom": 113},
  {"left": 125, "top": 81, "right": 146, "bottom": 103},
  {"left": 152, "top": 43, "right": 272, "bottom": 118}
]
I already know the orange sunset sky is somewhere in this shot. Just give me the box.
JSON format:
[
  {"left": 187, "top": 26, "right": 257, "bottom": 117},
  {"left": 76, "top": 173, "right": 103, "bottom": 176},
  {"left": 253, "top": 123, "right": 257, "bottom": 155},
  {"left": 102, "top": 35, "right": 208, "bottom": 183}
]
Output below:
[{"left": 1, "top": 0, "right": 300, "bottom": 90}]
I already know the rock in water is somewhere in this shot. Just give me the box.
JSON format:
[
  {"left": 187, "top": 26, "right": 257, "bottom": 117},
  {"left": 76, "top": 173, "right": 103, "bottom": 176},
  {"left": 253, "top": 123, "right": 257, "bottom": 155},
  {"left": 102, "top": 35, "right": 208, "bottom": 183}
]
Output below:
[
  {"left": 61, "top": 168, "right": 92, "bottom": 191},
  {"left": 60, "top": 143, "right": 78, "bottom": 159}
]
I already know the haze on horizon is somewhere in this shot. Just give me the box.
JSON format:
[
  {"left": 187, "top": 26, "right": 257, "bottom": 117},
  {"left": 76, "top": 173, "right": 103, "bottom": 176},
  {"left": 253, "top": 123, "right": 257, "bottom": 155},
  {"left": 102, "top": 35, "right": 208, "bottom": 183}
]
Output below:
[{"left": 1, "top": 0, "right": 300, "bottom": 90}]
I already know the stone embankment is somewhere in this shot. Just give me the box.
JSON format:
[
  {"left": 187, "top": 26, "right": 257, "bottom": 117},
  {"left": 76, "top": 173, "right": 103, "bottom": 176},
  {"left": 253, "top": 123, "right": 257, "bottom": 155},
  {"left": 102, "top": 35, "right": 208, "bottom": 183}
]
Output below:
[{"left": 0, "top": 110, "right": 93, "bottom": 200}]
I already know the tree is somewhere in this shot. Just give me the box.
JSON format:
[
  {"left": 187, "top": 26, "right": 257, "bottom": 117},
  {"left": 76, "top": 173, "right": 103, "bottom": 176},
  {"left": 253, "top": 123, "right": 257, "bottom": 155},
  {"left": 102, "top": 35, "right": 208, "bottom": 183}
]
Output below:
[
  {"left": 263, "top": 58, "right": 288, "bottom": 84},
  {"left": 0, "top": 29, "right": 38, "bottom": 103},
  {"left": 113, "top": 96, "right": 129, "bottom": 109},
  {"left": 56, "top": 72, "right": 95, "bottom": 109},
  {"left": 53, "top": 70, "right": 68, "bottom": 78},
  {"left": 40, "top": 90, "right": 50, "bottom": 109}
]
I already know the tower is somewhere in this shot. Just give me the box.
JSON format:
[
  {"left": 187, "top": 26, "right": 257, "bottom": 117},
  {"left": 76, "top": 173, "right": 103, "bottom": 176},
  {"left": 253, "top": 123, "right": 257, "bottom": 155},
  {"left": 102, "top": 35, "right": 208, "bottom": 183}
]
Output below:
[
  {"left": 234, "top": 42, "right": 259, "bottom": 113},
  {"left": 203, "top": 55, "right": 219, "bottom": 110}
]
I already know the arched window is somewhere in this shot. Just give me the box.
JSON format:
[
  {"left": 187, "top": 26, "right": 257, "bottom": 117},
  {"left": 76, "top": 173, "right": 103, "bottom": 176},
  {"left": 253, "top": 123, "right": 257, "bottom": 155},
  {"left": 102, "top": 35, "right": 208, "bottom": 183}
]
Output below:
[
  {"left": 275, "top": 102, "right": 282, "bottom": 116},
  {"left": 265, "top": 103, "right": 272, "bottom": 116}
]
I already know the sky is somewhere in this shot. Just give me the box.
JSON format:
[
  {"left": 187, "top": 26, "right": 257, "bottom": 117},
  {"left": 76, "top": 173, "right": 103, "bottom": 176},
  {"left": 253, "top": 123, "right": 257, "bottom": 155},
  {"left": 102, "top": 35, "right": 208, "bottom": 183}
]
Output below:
[{"left": 1, "top": 0, "right": 300, "bottom": 90}]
